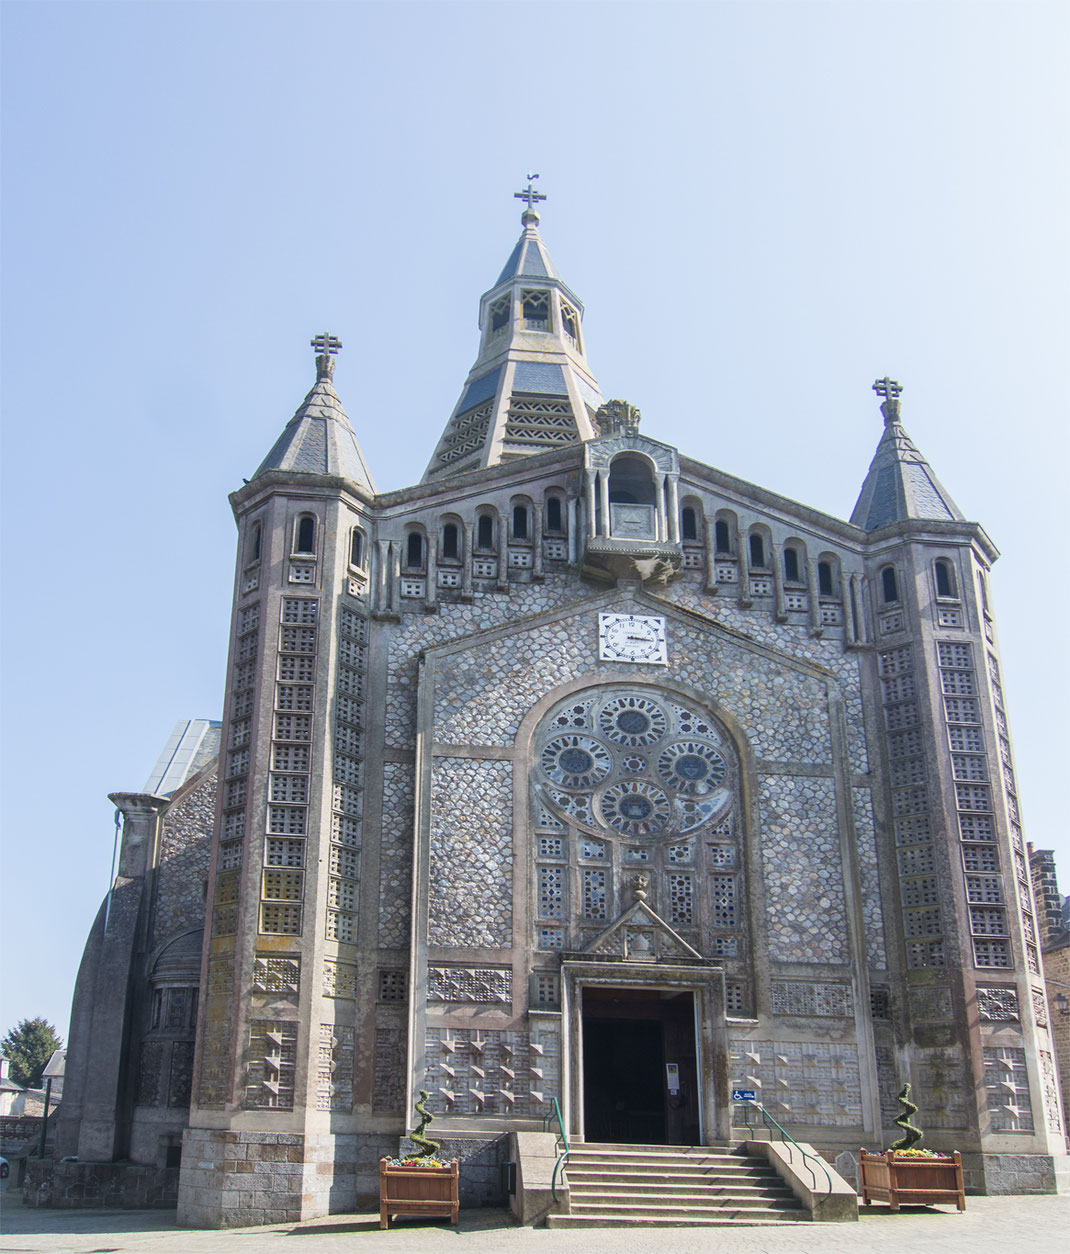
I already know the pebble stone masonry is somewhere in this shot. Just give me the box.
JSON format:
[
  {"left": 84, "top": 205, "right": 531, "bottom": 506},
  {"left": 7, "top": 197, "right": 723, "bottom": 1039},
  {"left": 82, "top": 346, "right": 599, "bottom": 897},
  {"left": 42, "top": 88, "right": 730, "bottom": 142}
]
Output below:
[{"left": 50, "top": 198, "right": 1068, "bottom": 1225}]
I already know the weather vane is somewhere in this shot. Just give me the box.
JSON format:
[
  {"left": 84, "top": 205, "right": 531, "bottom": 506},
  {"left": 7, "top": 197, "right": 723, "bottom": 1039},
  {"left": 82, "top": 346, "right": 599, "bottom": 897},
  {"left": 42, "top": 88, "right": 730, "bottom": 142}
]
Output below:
[
  {"left": 514, "top": 173, "right": 547, "bottom": 215},
  {"left": 311, "top": 332, "right": 342, "bottom": 380}
]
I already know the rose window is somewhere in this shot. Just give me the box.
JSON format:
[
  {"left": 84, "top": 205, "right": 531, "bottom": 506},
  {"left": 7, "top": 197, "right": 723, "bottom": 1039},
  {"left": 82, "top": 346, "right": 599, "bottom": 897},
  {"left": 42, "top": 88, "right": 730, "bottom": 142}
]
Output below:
[{"left": 535, "top": 689, "right": 734, "bottom": 842}]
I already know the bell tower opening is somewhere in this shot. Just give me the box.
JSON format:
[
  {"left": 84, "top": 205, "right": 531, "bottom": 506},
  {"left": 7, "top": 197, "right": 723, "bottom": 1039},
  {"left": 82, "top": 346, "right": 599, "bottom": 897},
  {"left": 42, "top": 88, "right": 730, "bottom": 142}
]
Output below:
[{"left": 581, "top": 987, "right": 700, "bottom": 1146}]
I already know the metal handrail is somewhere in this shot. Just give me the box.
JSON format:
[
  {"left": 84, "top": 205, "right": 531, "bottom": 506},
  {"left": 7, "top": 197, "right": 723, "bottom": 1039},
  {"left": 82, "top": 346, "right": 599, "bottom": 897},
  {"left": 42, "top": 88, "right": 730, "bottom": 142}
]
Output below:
[
  {"left": 542, "top": 1096, "right": 570, "bottom": 1203},
  {"left": 742, "top": 1099, "right": 833, "bottom": 1202}
]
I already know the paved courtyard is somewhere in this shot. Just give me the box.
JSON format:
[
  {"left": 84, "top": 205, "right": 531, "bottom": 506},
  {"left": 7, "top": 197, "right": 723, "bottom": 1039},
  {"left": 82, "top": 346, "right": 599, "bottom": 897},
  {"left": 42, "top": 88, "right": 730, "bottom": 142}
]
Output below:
[{"left": 2, "top": 1193, "right": 1070, "bottom": 1254}]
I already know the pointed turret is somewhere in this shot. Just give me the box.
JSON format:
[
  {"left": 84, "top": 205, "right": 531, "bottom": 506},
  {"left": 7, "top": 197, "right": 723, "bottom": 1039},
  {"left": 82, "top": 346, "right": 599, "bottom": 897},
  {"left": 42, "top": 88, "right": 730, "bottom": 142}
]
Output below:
[
  {"left": 422, "top": 182, "right": 603, "bottom": 481},
  {"left": 253, "top": 334, "right": 376, "bottom": 492},
  {"left": 850, "top": 378, "right": 963, "bottom": 530}
]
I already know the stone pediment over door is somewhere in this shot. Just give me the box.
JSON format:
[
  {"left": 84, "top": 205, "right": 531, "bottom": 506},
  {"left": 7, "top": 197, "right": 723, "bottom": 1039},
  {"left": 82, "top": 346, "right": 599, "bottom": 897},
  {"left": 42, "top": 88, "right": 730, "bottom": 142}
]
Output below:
[{"left": 581, "top": 896, "right": 702, "bottom": 964}]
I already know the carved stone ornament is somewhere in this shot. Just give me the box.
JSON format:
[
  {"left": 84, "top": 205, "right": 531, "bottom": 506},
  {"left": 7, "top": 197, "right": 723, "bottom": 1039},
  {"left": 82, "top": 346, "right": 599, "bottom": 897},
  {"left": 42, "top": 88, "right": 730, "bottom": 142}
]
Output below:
[{"left": 595, "top": 398, "right": 642, "bottom": 437}]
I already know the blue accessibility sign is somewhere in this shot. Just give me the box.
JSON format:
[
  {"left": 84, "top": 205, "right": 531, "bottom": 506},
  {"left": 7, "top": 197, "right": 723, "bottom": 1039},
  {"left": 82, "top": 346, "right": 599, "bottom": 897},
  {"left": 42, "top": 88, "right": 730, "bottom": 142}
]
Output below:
[{"left": 732, "top": 1089, "right": 757, "bottom": 1102}]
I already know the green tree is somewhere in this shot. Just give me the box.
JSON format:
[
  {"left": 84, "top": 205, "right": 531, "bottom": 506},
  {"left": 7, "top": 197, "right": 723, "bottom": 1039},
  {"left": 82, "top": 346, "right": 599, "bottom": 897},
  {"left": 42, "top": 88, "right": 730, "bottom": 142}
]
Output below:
[{"left": 1, "top": 1018, "right": 63, "bottom": 1089}]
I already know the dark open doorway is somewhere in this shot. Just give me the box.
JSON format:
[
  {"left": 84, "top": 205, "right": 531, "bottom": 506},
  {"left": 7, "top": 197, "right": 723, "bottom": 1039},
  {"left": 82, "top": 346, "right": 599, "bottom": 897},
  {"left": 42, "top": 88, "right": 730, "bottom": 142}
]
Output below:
[{"left": 581, "top": 987, "right": 700, "bottom": 1146}]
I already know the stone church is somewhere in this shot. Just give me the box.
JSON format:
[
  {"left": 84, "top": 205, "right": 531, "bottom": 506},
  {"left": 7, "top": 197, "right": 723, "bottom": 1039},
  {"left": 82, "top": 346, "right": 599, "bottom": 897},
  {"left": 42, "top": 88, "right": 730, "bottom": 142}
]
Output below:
[{"left": 55, "top": 191, "right": 1067, "bottom": 1224}]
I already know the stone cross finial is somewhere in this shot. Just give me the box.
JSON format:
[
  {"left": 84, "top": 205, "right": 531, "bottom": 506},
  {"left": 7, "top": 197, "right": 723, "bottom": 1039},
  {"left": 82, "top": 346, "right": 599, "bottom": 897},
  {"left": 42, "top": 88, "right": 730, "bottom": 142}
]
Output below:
[
  {"left": 514, "top": 174, "right": 547, "bottom": 221},
  {"left": 872, "top": 376, "right": 903, "bottom": 425},
  {"left": 311, "top": 332, "right": 342, "bottom": 380}
]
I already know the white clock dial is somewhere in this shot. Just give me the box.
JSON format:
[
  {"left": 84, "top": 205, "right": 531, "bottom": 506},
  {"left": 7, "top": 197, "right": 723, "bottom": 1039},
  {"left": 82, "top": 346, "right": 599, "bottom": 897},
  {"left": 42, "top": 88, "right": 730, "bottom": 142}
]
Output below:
[{"left": 598, "top": 613, "right": 668, "bottom": 665}]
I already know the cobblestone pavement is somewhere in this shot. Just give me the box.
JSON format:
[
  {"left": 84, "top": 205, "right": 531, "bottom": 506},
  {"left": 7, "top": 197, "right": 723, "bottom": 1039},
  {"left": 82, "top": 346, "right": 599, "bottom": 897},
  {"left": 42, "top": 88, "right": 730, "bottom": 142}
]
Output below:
[{"left": 2, "top": 1194, "right": 1070, "bottom": 1254}]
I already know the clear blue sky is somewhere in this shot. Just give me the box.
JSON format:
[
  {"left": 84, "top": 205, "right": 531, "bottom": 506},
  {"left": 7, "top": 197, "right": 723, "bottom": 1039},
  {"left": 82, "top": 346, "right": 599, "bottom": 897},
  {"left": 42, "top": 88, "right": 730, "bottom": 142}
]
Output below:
[{"left": 2, "top": 1, "right": 1067, "bottom": 1040}]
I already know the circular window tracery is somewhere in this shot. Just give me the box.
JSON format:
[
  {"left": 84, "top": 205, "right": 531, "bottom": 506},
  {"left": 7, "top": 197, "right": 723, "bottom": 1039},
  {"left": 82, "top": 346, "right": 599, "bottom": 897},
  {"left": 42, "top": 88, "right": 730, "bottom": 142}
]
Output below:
[
  {"left": 599, "top": 780, "right": 673, "bottom": 837},
  {"left": 540, "top": 735, "right": 612, "bottom": 789},
  {"left": 598, "top": 695, "right": 668, "bottom": 747},
  {"left": 535, "top": 688, "right": 735, "bottom": 842}
]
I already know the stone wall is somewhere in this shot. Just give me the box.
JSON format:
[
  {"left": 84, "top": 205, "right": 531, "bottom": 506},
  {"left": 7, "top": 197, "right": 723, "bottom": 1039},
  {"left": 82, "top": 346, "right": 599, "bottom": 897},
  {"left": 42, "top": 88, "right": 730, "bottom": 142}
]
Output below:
[{"left": 23, "top": 1158, "right": 179, "bottom": 1209}]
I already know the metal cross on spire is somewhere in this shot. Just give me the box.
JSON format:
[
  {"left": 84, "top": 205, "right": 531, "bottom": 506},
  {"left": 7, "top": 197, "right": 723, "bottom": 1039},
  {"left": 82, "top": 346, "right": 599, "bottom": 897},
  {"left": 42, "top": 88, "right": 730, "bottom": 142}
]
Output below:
[
  {"left": 311, "top": 332, "right": 342, "bottom": 380},
  {"left": 514, "top": 173, "right": 547, "bottom": 217}
]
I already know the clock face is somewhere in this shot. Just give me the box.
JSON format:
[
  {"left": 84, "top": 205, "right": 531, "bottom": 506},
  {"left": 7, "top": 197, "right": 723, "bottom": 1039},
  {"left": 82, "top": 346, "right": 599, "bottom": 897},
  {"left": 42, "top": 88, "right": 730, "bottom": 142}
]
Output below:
[{"left": 598, "top": 613, "right": 668, "bottom": 665}]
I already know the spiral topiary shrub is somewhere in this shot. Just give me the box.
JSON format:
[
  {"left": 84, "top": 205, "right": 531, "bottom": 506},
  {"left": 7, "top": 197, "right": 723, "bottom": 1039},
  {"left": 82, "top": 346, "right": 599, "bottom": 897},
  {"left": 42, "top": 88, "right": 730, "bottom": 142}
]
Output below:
[
  {"left": 409, "top": 1089, "right": 442, "bottom": 1161},
  {"left": 888, "top": 1082, "right": 923, "bottom": 1152}
]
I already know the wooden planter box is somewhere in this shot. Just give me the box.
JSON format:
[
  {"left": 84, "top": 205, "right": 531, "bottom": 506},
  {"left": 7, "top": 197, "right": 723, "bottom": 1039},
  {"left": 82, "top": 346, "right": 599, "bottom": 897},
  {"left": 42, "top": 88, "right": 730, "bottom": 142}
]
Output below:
[
  {"left": 859, "top": 1149, "right": 965, "bottom": 1212},
  {"left": 379, "top": 1158, "right": 459, "bottom": 1230}
]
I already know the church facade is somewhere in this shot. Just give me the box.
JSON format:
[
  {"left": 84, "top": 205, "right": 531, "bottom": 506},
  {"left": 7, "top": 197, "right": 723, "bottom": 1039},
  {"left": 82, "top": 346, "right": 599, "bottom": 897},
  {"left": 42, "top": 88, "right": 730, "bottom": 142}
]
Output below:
[{"left": 57, "top": 194, "right": 1067, "bottom": 1224}]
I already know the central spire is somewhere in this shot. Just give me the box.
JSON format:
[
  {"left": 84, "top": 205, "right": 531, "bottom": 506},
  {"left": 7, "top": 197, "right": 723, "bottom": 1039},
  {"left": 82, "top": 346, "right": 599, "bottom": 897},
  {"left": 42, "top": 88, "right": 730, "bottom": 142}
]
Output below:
[{"left": 422, "top": 186, "right": 603, "bottom": 481}]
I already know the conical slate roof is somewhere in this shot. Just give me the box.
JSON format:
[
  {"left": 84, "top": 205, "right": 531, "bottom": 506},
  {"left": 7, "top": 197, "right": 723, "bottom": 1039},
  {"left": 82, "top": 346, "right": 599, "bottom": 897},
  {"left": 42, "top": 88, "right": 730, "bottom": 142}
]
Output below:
[
  {"left": 422, "top": 203, "right": 603, "bottom": 482},
  {"left": 850, "top": 392, "right": 963, "bottom": 530},
  {"left": 253, "top": 357, "right": 376, "bottom": 492}
]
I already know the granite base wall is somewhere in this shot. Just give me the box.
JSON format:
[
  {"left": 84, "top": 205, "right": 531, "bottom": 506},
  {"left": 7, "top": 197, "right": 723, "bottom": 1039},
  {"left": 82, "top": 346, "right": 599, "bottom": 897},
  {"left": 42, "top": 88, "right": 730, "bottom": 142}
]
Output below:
[
  {"left": 23, "top": 1159, "right": 179, "bottom": 1209},
  {"left": 177, "top": 1128, "right": 402, "bottom": 1227},
  {"left": 974, "top": 1152, "right": 1070, "bottom": 1195}
]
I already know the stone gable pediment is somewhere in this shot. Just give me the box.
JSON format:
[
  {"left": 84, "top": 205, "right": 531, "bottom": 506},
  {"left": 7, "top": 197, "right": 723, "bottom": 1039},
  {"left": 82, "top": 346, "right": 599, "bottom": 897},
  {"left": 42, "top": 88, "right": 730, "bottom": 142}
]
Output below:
[{"left": 581, "top": 896, "right": 702, "bottom": 963}]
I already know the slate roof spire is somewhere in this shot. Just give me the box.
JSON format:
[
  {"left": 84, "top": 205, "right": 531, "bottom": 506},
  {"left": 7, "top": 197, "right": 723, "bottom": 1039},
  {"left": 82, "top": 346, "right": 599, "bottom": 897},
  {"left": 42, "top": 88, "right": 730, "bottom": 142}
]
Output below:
[
  {"left": 422, "top": 184, "right": 603, "bottom": 481},
  {"left": 252, "top": 333, "right": 376, "bottom": 492},
  {"left": 850, "top": 378, "right": 963, "bottom": 530}
]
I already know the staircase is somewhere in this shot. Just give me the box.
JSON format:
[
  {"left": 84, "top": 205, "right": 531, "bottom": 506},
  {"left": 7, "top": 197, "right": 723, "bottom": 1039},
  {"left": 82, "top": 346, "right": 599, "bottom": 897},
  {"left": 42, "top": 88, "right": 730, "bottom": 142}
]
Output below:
[{"left": 545, "top": 1143, "right": 809, "bottom": 1228}]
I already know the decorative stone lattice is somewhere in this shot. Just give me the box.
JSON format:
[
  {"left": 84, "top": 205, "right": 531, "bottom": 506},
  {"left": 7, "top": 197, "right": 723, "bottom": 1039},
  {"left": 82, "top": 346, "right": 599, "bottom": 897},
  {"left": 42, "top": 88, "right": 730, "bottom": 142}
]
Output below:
[
  {"left": 977, "top": 986, "right": 1019, "bottom": 1021},
  {"left": 323, "top": 958, "right": 357, "bottom": 1000},
  {"left": 428, "top": 967, "right": 512, "bottom": 1004},
  {"left": 252, "top": 956, "right": 300, "bottom": 999},
  {"left": 916, "top": 1046, "right": 969, "bottom": 1129},
  {"left": 759, "top": 775, "right": 847, "bottom": 963},
  {"left": 244, "top": 1021, "right": 298, "bottom": 1110},
  {"left": 316, "top": 1024, "right": 354, "bottom": 1112},
  {"left": 373, "top": 1027, "right": 405, "bottom": 1113},
  {"left": 1039, "top": 1050, "right": 1063, "bottom": 1133},
  {"left": 852, "top": 787, "right": 886, "bottom": 967},
  {"left": 378, "top": 761, "right": 415, "bottom": 948},
  {"left": 423, "top": 1025, "right": 559, "bottom": 1118},
  {"left": 983, "top": 1046, "right": 1034, "bottom": 1132},
  {"left": 727, "top": 1038, "right": 862, "bottom": 1127},
  {"left": 771, "top": 982, "right": 851, "bottom": 1017},
  {"left": 874, "top": 1046, "right": 902, "bottom": 1125},
  {"left": 1031, "top": 987, "right": 1049, "bottom": 1026},
  {"left": 908, "top": 986, "right": 953, "bottom": 1021},
  {"left": 428, "top": 758, "right": 513, "bottom": 947}
]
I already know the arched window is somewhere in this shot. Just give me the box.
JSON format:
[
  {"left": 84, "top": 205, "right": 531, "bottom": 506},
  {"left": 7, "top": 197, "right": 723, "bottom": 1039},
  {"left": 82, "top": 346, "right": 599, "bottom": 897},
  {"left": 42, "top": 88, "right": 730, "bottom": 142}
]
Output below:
[
  {"left": 749, "top": 533, "right": 766, "bottom": 568},
  {"left": 512, "top": 504, "right": 530, "bottom": 541},
  {"left": 608, "top": 454, "right": 656, "bottom": 505},
  {"left": 935, "top": 559, "right": 955, "bottom": 599},
  {"left": 476, "top": 513, "right": 495, "bottom": 550},
  {"left": 441, "top": 522, "right": 459, "bottom": 560},
  {"left": 545, "top": 495, "right": 563, "bottom": 532},
  {"left": 349, "top": 529, "right": 364, "bottom": 568},
  {"left": 783, "top": 547, "right": 800, "bottom": 583},
  {"left": 521, "top": 289, "right": 549, "bottom": 330},
  {"left": 681, "top": 507, "right": 698, "bottom": 542},
  {"left": 818, "top": 561, "right": 834, "bottom": 597},
  {"left": 295, "top": 515, "right": 315, "bottom": 555},
  {"left": 248, "top": 521, "right": 261, "bottom": 564},
  {"left": 405, "top": 532, "right": 424, "bottom": 570},
  {"left": 881, "top": 566, "right": 899, "bottom": 604},
  {"left": 489, "top": 294, "right": 510, "bottom": 335},
  {"left": 715, "top": 519, "right": 731, "bottom": 554}
]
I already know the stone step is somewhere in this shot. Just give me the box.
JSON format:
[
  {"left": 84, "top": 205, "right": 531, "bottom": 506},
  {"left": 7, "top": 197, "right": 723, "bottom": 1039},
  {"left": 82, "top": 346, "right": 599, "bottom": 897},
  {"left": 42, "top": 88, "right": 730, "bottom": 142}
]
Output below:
[
  {"left": 570, "top": 1189, "right": 798, "bottom": 1209},
  {"left": 567, "top": 1152, "right": 763, "bottom": 1170},
  {"left": 566, "top": 1162, "right": 781, "bottom": 1179},
  {"left": 547, "top": 1214, "right": 808, "bottom": 1229},
  {"left": 569, "top": 1181, "right": 795, "bottom": 1201}
]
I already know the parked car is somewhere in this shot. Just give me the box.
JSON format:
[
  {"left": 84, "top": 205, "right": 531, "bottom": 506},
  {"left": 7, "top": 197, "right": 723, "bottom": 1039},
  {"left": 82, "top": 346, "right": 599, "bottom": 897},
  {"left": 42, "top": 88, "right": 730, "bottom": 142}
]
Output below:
[{"left": 0, "top": 1156, "right": 9, "bottom": 1179}]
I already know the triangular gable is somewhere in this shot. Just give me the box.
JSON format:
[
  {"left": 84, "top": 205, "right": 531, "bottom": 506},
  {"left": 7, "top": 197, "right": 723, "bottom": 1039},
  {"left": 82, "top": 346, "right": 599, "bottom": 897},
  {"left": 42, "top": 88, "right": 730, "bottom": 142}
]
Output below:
[{"left": 581, "top": 896, "right": 702, "bottom": 963}]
